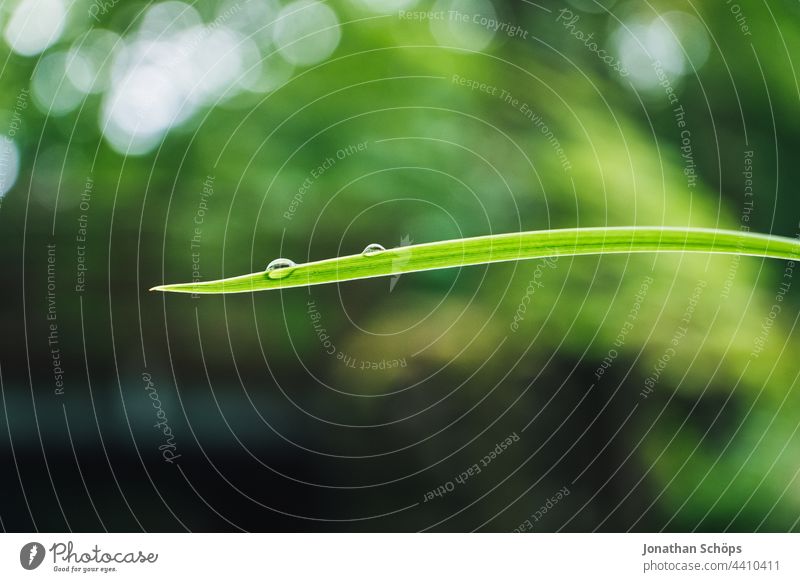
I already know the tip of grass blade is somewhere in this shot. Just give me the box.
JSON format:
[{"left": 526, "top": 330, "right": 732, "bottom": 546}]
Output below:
[{"left": 150, "top": 283, "right": 195, "bottom": 293}]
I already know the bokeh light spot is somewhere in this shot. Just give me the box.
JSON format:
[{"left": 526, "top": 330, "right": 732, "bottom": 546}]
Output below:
[
  {"left": 273, "top": 0, "right": 341, "bottom": 66},
  {"left": 3, "top": 0, "right": 66, "bottom": 57},
  {"left": 430, "top": 0, "right": 496, "bottom": 52},
  {"left": 613, "top": 11, "right": 710, "bottom": 91},
  {"left": 31, "top": 52, "right": 85, "bottom": 116},
  {"left": 67, "top": 30, "right": 123, "bottom": 95},
  {"left": 0, "top": 135, "right": 20, "bottom": 197}
]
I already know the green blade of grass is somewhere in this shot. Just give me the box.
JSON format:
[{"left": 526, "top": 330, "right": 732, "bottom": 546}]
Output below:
[{"left": 150, "top": 227, "right": 800, "bottom": 295}]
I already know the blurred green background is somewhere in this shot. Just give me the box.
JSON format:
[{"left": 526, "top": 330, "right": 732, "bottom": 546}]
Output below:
[{"left": 1, "top": 0, "right": 800, "bottom": 531}]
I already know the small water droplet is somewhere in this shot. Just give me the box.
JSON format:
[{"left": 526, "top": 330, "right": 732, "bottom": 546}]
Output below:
[
  {"left": 362, "top": 243, "right": 386, "bottom": 256},
  {"left": 266, "top": 258, "right": 296, "bottom": 279}
]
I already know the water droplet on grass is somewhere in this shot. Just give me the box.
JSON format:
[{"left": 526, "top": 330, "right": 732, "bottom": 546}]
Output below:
[
  {"left": 362, "top": 243, "right": 386, "bottom": 256},
  {"left": 266, "top": 257, "right": 296, "bottom": 279}
]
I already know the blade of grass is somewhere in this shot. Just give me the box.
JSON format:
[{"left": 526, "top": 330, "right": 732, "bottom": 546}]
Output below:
[{"left": 150, "top": 226, "right": 800, "bottom": 295}]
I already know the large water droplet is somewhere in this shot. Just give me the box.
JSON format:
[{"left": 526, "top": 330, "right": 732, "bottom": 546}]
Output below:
[
  {"left": 362, "top": 243, "right": 386, "bottom": 256},
  {"left": 266, "top": 257, "right": 296, "bottom": 279}
]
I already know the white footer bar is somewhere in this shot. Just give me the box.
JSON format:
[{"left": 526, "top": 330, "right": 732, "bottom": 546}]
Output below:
[{"left": 1, "top": 533, "right": 796, "bottom": 580}]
